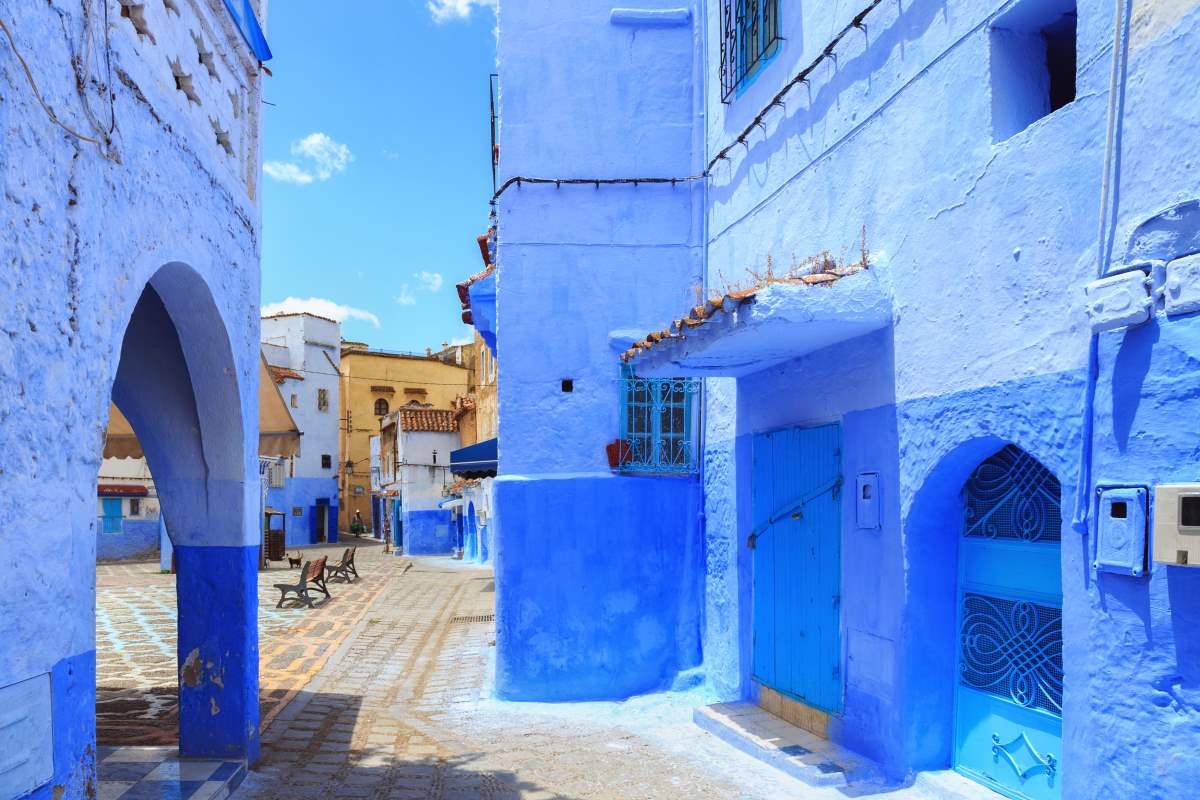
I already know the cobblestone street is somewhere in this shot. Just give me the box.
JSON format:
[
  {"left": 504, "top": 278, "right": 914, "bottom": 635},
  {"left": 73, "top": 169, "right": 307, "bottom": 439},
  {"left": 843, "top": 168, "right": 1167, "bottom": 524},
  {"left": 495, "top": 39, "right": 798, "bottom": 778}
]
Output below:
[{"left": 98, "top": 544, "right": 961, "bottom": 799}]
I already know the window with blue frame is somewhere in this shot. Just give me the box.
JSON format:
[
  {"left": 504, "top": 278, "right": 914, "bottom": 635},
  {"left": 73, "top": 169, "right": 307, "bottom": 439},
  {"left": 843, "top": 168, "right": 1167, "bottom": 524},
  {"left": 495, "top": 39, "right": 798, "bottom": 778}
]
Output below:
[
  {"left": 618, "top": 366, "right": 700, "bottom": 475},
  {"left": 720, "top": 0, "right": 782, "bottom": 102}
]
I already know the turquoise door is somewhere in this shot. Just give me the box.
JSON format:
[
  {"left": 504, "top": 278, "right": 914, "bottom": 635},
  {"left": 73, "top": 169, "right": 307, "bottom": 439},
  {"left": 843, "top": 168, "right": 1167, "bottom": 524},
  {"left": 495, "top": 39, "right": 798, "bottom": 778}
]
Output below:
[
  {"left": 954, "top": 446, "right": 1063, "bottom": 800},
  {"left": 101, "top": 498, "right": 123, "bottom": 534},
  {"left": 751, "top": 423, "right": 843, "bottom": 713}
]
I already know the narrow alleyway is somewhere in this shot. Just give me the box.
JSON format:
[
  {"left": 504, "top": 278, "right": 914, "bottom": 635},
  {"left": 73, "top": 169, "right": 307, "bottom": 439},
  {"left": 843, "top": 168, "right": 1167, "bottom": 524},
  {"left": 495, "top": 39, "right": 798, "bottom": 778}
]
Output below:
[{"left": 98, "top": 544, "right": 966, "bottom": 799}]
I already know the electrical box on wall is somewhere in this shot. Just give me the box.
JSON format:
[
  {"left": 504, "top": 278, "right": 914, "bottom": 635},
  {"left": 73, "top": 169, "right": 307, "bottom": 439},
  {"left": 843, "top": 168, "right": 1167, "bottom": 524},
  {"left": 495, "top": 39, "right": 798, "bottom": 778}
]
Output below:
[
  {"left": 1094, "top": 486, "right": 1148, "bottom": 577},
  {"left": 0, "top": 673, "right": 53, "bottom": 799},
  {"left": 1153, "top": 484, "right": 1200, "bottom": 567},
  {"left": 856, "top": 472, "right": 880, "bottom": 530},
  {"left": 1084, "top": 269, "right": 1152, "bottom": 333}
]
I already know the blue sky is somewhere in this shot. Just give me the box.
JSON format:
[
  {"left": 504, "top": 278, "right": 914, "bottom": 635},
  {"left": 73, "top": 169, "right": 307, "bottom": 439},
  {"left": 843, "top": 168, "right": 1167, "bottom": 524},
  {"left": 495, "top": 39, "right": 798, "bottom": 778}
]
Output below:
[{"left": 259, "top": 0, "right": 497, "bottom": 352}]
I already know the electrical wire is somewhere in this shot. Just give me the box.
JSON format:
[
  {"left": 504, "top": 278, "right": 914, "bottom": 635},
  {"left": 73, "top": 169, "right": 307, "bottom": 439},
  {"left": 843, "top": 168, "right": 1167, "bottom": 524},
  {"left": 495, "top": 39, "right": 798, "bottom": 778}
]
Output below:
[
  {"left": 488, "top": 1, "right": 887, "bottom": 204},
  {"left": 0, "top": 14, "right": 108, "bottom": 150}
]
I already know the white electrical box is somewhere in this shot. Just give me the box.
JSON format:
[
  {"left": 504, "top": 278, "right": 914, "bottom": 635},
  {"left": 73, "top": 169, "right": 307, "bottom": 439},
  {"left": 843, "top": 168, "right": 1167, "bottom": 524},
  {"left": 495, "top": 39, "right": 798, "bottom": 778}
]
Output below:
[
  {"left": 1153, "top": 484, "right": 1200, "bottom": 567},
  {"left": 856, "top": 472, "right": 880, "bottom": 530},
  {"left": 1164, "top": 253, "right": 1200, "bottom": 317},
  {"left": 1084, "top": 269, "right": 1152, "bottom": 333},
  {"left": 0, "top": 673, "right": 53, "bottom": 799}
]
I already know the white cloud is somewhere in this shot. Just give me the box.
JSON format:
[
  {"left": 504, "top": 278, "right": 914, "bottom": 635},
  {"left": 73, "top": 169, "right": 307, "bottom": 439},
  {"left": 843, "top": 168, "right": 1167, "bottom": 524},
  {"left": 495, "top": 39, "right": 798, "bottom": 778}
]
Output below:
[
  {"left": 427, "top": 0, "right": 496, "bottom": 23},
  {"left": 262, "top": 161, "right": 314, "bottom": 185},
  {"left": 261, "top": 297, "right": 380, "bottom": 328},
  {"left": 395, "top": 285, "right": 417, "bottom": 306},
  {"left": 449, "top": 335, "right": 474, "bottom": 346},
  {"left": 415, "top": 271, "right": 444, "bottom": 292},
  {"left": 263, "top": 132, "right": 353, "bottom": 185}
]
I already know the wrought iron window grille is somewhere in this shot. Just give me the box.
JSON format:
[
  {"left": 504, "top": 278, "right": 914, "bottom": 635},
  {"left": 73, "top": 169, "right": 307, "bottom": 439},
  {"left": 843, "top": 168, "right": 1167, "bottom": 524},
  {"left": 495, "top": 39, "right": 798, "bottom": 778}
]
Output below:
[
  {"left": 618, "top": 367, "right": 701, "bottom": 475},
  {"left": 720, "top": 0, "right": 782, "bottom": 102}
]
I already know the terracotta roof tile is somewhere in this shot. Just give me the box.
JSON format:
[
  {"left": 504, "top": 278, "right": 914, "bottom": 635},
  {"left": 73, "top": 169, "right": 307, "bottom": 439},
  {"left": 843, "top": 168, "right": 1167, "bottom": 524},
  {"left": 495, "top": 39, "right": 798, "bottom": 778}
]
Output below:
[
  {"left": 267, "top": 365, "right": 304, "bottom": 383},
  {"left": 620, "top": 265, "right": 866, "bottom": 364},
  {"left": 399, "top": 409, "right": 458, "bottom": 433}
]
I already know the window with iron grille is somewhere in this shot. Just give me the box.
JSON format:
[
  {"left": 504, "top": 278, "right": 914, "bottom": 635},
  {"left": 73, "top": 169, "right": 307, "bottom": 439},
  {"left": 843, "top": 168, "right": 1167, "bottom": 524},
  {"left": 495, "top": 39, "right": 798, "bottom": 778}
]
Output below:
[
  {"left": 720, "top": 0, "right": 782, "bottom": 102},
  {"left": 618, "top": 366, "right": 700, "bottom": 475}
]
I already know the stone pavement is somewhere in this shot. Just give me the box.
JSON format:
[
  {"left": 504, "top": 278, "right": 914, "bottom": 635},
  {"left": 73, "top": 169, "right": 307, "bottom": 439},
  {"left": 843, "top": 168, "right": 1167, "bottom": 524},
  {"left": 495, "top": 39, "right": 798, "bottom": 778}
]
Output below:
[{"left": 98, "top": 545, "right": 970, "bottom": 799}]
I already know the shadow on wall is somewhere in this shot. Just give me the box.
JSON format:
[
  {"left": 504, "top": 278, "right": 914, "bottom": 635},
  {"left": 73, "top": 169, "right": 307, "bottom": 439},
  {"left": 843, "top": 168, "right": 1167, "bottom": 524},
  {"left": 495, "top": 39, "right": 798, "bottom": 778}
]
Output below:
[
  {"left": 250, "top": 691, "right": 585, "bottom": 800},
  {"left": 711, "top": 0, "right": 949, "bottom": 206}
]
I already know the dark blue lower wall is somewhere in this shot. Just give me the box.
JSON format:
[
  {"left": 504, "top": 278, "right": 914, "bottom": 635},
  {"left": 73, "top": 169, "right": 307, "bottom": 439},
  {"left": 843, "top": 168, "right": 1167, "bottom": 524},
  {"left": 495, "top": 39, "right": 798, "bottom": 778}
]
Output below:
[
  {"left": 96, "top": 518, "right": 160, "bottom": 562},
  {"left": 174, "top": 545, "right": 260, "bottom": 764},
  {"left": 494, "top": 474, "right": 702, "bottom": 701},
  {"left": 29, "top": 650, "right": 96, "bottom": 800},
  {"left": 403, "top": 510, "right": 453, "bottom": 556},
  {"left": 265, "top": 477, "right": 338, "bottom": 547}
]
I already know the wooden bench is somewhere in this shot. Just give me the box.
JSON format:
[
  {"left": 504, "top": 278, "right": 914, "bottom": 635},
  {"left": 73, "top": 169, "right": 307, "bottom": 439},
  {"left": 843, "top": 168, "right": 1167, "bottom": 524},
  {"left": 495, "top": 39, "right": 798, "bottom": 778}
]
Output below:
[
  {"left": 274, "top": 556, "right": 329, "bottom": 608},
  {"left": 327, "top": 547, "right": 359, "bottom": 583}
]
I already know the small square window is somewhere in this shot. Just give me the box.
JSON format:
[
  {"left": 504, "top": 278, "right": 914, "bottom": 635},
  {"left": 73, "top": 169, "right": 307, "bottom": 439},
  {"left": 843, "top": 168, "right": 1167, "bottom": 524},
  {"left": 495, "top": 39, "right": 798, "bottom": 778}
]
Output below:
[
  {"left": 1180, "top": 496, "right": 1200, "bottom": 528},
  {"left": 1110, "top": 501, "right": 1128, "bottom": 519},
  {"left": 317, "top": 388, "right": 329, "bottom": 411},
  {"left": 290, "top": 393, "right": 298, "bottom": 408},
  {"left": 990, "top": 0, "right": 1077, "bottom": 141},
  {"left": 719, "top": 0, "right": 781, "bottom": 102},
  {"left": 561, "top": 379, "right": 574, "bottom": 393},
  {"left": 130, "top": 498, "right": 141, "bottom": 516},
  {"left": 292, "top": 506, "right": 303, "bottom": 517},
  {"left": 321, "top": 454, "right": 332, "bottom": 470}
]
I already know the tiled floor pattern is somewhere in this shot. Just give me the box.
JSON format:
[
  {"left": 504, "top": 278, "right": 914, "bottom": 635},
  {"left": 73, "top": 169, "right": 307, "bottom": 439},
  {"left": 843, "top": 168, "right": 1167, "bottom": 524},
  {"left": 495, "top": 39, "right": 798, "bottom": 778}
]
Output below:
[
  {"left": 97, "top": 746, "right": 245, "bottom": 800},
  {"left": 97, "top": 540, "right": 393, "bottom": 745},
  {"left": 101, "top": 550, "right": 995, "bottom": 799}
]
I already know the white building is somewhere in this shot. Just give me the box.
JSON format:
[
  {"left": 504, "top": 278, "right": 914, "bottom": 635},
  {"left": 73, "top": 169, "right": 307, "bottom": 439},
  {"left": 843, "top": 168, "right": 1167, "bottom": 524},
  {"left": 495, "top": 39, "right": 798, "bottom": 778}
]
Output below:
[
  {"left": 261, "top": 313, "right": 342, "bottom": 545},
  {"left": 379, "top": 408, "right": 460, "bottom": 555}
]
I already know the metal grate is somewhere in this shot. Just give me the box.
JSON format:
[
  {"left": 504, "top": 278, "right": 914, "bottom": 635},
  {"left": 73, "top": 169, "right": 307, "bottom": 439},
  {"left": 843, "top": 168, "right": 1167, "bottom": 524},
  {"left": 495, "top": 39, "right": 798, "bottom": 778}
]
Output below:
[
  {"left": 450, "top": 614, "right": 494, "bottom": 624},
  {"left": 963, "top": 445, "right": 1062, "bottom": 541},
  {"left": 618, "top": 367, "right": 700, "bottom": 475},
  {"left": 720, "top": 0, "right": 782, "bottom": 102},
  {"left": 960, "top": 593, "right": 1063, "bottom": 715}
]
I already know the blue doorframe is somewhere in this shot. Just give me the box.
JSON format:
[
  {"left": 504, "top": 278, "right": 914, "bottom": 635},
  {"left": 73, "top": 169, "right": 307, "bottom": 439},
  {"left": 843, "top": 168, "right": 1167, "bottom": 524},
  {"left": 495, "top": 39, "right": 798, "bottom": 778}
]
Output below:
[
  {"left": 953, "top": 445, "right": 1063, "bottom": 800},
  {"left": 751, "top": 423, "right": 843, "bottom": 713}
]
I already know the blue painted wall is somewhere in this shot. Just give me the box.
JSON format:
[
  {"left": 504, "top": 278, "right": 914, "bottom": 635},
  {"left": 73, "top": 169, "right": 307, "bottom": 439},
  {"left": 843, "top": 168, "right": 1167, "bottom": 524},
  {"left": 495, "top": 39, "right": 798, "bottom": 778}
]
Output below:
[
  {"left": 266, "top": 476, "right": 339, "bottom": 547},
  {"left": 96, "top": 518, "right": 161, "bottom": 562},
  {"left": 491, "top": 0, "right": 707, "bottom": 703},
  {"left": 492, "top": 0, "right": 1200, "bottom": 795},
  {"left": 494, "top": 474, "right": 702, "bottom": 700},
  {"left": 403, "top": 509, "right": 454, "bottom": 556}
]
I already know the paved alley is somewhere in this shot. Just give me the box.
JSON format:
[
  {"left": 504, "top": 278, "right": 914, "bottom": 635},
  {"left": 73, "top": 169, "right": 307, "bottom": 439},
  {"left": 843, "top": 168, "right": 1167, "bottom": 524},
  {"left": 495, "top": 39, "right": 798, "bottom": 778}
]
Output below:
[{"left": 95, "top": 542, "right": 979, "bottom": 800}]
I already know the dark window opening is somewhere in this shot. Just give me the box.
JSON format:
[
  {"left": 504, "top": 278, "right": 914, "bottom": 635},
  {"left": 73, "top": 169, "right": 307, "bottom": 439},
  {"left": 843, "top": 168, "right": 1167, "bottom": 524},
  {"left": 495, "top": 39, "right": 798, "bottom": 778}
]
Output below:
[
  {"left": 990, "top": 0, "right": 1077, "bottom": 141},
  {"left": 1181, "top": 496, "right": 1200, "bottom": 528},
  {"left": 1110, "top": 501, "right": 1127, "bottom": 519},
  {"left": 374, "top": 398, "right": 390, "bottom": 416},
  {"left": 561, "top": 379, "right": 574, "bottom": 393},
  {"left": 1044, "top": 13, "right": 1077, "bottom": 113},
  {"left": 321, "top": 454, "right": 332, "bottom": 470}
]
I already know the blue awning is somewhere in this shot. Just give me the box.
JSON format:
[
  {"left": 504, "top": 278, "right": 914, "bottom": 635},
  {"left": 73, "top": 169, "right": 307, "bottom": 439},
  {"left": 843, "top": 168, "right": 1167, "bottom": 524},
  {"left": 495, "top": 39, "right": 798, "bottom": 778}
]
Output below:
[
  {"left": 223, "top": 0, "right": 273, "bottom": 61},
  {"left": 450, "top": 438, "right": 497, "bottom": 478}
]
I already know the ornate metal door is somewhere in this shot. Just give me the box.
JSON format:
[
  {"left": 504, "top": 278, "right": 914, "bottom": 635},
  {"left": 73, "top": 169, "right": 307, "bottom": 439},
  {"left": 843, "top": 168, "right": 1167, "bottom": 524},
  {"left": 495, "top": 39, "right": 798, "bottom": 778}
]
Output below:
[
  {"left": 751, "top": 423, "right": 843, "bottom": 713},
  {"left": 954, "top": 446, "right": 1064, "bottom": 800}
]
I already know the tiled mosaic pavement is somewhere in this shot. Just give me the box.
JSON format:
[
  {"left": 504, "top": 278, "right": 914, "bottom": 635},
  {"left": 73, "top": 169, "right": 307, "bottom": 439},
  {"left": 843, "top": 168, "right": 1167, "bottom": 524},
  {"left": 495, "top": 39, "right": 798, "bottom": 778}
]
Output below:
[
  {"left": 97, "top": 746, "right": 245, "bottom": 800},
  {"left": 100, "top": 545, "right": 977, "bottom": 799},
  {"left": 97, "top": 540, "right": 392, "bottom": 745}
]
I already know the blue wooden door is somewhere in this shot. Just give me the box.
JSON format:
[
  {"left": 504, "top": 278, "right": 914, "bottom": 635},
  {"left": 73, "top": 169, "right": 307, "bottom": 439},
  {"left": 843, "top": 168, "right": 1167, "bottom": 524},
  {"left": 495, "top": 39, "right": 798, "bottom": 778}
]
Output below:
[
  {"left": 752, "top": 423, "right": 843, "bottom": 713},
  {"left": 954, "top": 446, "right": 1063, "bottom": 800},
  {"left": 101, "top": 498, "right": 123, "bottom": 534}
]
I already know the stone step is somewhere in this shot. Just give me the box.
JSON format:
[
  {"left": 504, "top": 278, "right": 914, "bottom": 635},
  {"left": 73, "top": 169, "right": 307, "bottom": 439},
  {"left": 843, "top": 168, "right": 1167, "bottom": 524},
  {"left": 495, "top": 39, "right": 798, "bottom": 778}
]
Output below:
[{"left": 693, "top": 702, "right": 881, "bottom": 788}]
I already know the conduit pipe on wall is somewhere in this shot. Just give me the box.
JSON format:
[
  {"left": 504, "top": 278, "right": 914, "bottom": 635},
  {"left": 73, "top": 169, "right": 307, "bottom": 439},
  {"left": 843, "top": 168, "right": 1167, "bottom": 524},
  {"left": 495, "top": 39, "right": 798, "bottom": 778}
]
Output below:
[{"left": 1072, "top": 0, "right": 1134, "bottom": 534}]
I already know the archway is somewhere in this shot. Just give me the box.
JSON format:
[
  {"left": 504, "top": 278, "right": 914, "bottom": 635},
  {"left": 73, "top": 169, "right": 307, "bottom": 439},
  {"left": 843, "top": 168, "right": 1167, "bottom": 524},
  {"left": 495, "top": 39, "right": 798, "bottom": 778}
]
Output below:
[
  {"left": 903, "top": 437, "right": 1064, "bottom": 799},
  {"left": 99, "top": 264, "right": 259, "bottom": 762}
]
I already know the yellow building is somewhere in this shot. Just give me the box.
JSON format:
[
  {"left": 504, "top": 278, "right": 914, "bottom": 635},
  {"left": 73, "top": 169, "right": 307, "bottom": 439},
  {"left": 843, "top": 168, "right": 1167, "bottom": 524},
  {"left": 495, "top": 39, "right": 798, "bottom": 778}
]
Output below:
[
  {"left": 338, "top": 343, "right": 469, "bottom": 532},
  {"left": 448, "top": 332, "right": 498, "bottom": 448}
]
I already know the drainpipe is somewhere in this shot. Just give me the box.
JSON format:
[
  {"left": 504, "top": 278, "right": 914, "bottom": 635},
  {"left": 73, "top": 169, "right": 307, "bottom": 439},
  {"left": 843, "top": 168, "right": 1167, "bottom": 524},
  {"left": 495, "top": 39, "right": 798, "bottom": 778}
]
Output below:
[{"left": 1072, "top": 0, "right": 1133, "bottom": 534}]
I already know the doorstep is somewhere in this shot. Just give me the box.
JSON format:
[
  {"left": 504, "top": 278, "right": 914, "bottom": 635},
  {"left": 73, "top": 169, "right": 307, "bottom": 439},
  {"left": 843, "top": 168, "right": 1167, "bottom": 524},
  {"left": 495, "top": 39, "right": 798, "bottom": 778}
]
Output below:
[
  {"left": 96, "top": 746, "right": 246, "bottom": 800},
  {"left": 693, "top": 702, "right": 879, "bottom": 788}
]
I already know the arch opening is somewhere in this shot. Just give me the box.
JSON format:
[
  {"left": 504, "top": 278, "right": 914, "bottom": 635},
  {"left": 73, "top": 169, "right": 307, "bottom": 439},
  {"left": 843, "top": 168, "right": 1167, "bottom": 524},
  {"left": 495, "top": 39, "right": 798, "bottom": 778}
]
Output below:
[{"left": 94, "top": 267, "right": 259, "bottom": 764}]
